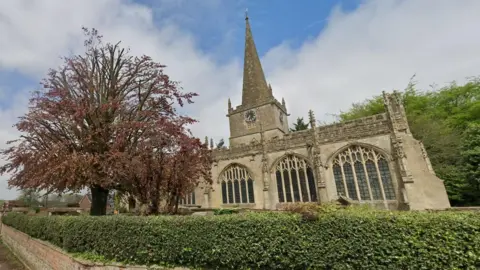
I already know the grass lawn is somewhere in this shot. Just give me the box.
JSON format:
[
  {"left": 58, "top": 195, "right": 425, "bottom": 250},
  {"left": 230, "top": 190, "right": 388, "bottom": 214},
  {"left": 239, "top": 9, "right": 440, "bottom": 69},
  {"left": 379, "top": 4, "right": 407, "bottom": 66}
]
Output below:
[{"left": 0, "top": 240, "right": 25, "bottom": 270}]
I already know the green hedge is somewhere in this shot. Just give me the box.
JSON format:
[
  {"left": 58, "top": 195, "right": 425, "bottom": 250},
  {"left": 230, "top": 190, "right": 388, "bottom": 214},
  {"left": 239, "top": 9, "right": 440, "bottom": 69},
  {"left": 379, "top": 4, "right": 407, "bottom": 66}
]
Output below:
[{"left": 2, "top": 210, "right": 480, "bottom": 269}]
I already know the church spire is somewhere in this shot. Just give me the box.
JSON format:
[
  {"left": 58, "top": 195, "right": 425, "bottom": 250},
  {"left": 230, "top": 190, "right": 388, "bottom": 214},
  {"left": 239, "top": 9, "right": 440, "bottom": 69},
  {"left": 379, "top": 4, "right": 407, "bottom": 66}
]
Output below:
[{"left": 241, "top": 13, "right": 271, "bottom": 107}]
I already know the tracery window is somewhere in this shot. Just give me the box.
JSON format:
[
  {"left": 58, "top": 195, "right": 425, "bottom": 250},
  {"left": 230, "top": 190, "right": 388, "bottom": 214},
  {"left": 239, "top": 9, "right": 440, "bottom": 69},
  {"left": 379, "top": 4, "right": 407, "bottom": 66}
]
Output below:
[
  {"left": 179, "top": 192, "right": 196, "bottom": 205},
  {"left": 332, "top": 145, "right": 396, "bottom": 201},
  {"left": 275, "top": 155, "right": 317, "bottom": 203},
  {"left": 220, "top": 165, "right": 255, "bottom": 204}
]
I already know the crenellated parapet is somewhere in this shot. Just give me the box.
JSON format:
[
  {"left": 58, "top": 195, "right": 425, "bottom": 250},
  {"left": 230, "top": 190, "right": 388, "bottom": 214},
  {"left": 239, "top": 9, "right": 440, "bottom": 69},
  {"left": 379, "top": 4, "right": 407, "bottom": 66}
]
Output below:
[
  {"left": 227, "top": 96, "right": 288, "bottom": 116},
  {"left": 212, "top": 142, "right": 262, "bottom": 161},
  {"left": 316, "top": 113, "right": 390, "bottom": 143},
  {"left": 212, "top": 129, "right": 310, "bottom": 161},
  {"left": 265, "top": 129, "right": 312, "bottom": 151},
  {"left": 213, "top": 113, "right": 390, "bottom": 161}
]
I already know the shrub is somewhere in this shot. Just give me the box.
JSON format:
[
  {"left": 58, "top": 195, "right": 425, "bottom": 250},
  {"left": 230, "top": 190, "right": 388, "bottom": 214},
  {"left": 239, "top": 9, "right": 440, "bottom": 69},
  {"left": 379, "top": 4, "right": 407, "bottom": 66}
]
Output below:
[
  {"left": 213, "top": 208, "right": 240, "bottom": 215},
  {"left": 2, "top": 210, "right": 480, "bottom": 269},
  {"left": 278, "top": 202, "right": 373, "bottom": 221},
  {"left": 2, "top": 212, "right": 67, "bottom": 247}
]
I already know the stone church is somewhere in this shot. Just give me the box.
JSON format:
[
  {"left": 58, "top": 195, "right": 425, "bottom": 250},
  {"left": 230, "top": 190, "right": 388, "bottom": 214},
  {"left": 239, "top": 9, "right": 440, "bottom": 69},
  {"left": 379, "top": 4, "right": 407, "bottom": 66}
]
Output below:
[{"left": 181, "top": 16, "right": 451, "bottom": 211}]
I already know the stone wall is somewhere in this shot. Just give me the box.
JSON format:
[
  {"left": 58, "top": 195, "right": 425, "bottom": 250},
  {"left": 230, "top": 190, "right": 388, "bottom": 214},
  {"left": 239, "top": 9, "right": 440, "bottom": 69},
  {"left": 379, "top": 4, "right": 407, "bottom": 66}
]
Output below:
[
  {"left": 212, "top": 113, "right": 390, "bottom": 161},
  {"left": 0, "top": 223, "right": 189, "bottom": 270},
  {"left": 316, "top": 113, "right": 390, "bottom": 144},
  {"left": 207, "top": 113, "right": 395, "bottom": 210}
]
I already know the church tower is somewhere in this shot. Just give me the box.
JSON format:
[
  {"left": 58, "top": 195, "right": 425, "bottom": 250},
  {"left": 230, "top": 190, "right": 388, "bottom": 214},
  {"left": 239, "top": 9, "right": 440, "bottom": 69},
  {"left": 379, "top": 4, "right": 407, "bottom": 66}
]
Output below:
[{"left": 227, "top": 14, "right": 289, "bottom": 147}]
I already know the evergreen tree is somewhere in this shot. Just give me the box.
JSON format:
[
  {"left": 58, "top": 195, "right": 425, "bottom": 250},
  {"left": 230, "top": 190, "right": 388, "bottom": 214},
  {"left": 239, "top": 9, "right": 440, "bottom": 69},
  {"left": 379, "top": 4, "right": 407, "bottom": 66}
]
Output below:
[
  {"left": 216, "top": 138, "right": 226, "bottom": 149},
  {"left": 290, "top": 117, "right": 309, "bottom": 132}
]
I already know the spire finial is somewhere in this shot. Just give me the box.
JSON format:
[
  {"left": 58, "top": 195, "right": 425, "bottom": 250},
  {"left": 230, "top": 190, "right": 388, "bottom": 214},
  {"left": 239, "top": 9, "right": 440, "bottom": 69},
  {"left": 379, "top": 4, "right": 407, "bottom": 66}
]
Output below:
[
  {"left": 308, "top": 110, "right": 316, "bottom": 128},
  {"left": 228, "top": 98, "right": 232, "bottom": 110},
  {"left": 245, "top": 8, "right": 248, "bottom": 20}
]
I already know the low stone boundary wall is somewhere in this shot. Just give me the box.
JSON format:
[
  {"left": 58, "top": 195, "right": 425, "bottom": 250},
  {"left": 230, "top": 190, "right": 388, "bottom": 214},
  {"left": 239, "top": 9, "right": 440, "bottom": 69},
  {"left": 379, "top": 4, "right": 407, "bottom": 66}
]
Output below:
[{"left": 0, "top": 223, "right": 189, "bottom": 270}]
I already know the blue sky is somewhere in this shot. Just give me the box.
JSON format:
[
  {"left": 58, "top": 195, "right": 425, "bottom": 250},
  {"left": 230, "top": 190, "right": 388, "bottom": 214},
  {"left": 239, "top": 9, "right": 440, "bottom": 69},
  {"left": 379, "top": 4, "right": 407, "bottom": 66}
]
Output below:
[
  {"left": 1, "top": 0, "right": 480, "bottom": 199},
  {"left": 0, "top": 0, "right": 360, "bottom": 108},
  {"left": 145, "top": 0, "right": 360, "bottom": 57}
]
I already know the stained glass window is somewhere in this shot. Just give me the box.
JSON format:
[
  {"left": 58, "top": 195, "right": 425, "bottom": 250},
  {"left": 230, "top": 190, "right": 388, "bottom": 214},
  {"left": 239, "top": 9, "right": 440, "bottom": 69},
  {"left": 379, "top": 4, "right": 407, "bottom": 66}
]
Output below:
[
  {"left": 275, "top": 155, "right": 317, "bottom": 203},
  {"left": 332, "top": 145, "right": 396, "bottom": 201},
  {"left": 220, "top": 165, "right": 255, "bottom": 204}
]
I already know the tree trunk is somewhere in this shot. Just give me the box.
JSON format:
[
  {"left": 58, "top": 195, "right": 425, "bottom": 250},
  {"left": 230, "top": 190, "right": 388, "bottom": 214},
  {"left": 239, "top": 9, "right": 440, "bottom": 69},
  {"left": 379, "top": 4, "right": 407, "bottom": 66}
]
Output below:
[
  {"left": 90, "top": 185, "right": 109, "bottom": 216},
  {"left": 148, "top": 195, "right": 159, "bottom": 215},
  {"left": 128, "top": 196, "right": 136, "bottom": 211},
  {"left": 174, "top": 194, "right": 179, "bottom": 215},
  {"left": 148, "top": 176, "right": 161, "bottom": 215}
]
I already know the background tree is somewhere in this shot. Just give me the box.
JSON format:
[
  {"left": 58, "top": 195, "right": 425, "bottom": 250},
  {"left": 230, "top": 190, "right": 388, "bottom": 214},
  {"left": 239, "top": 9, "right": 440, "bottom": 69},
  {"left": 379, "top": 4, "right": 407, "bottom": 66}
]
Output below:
[
  {"left": 17, "top": 189, "right": 41, "bottom": 208},
  {"left": 290, "top": 117, "right": 309, "bottom": 132},
  {"left": 338, "top": 76, "right": 480, "bottom": 206},
  {"left": 460, "top": 122, "right": 480, "bottom": 205},
  {"left": 0, "top": 28, "right": 201, "bottom": 215},
  {"left": 43, "top": 193, "right": 61, "bottom": 208}
]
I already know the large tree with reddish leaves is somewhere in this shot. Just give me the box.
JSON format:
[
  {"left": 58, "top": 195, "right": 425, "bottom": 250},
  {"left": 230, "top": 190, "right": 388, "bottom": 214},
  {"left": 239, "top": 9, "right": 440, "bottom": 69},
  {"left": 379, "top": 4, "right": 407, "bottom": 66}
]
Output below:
[{"left": 0, "top": 28, "right": 211, "bottom": 215}]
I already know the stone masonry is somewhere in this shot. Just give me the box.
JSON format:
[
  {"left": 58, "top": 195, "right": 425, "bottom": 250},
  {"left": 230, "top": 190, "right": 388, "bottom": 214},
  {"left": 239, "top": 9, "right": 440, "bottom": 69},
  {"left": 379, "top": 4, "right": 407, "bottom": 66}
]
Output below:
[{"left": 187, "top": 15, "right": 451, "bottom": 211}]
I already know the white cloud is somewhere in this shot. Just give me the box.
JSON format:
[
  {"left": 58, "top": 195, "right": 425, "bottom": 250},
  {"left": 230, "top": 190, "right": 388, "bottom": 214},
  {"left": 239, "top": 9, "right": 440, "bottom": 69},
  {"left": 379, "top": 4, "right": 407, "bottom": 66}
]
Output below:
[
  {"left": 0, "top": 0, "right": 240, "bottom": 199},
  {"left": 0, "top": 88, "right": 29, "bottom": 199},
  {"left": 263, "top": 0, "right": 480, "bottom": 123},
  {"left": 1, "top": 0, "right": 480, "bottom": 199}
]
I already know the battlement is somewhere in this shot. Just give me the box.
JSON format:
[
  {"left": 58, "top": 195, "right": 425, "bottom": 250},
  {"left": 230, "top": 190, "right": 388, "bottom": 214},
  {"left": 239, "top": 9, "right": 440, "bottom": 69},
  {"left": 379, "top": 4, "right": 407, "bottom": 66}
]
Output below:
[
  {"left": 212, "top": 113, "right": 390, "bottom": 161},
  {"left": 212, "top": 140, "right": 263, "bottom": 160},
  {"left": 228, "top": 97, "right": 287, "bottom": 116},
  {"left": 316, "top": 113, "right": 390, "bottom": 143}
]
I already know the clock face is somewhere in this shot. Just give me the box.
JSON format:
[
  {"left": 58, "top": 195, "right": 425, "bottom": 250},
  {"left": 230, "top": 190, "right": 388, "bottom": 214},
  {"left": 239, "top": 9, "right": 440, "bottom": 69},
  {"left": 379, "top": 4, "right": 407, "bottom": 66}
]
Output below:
[{"left": 244, "top": 110, "right": 257, "bottom": 123}]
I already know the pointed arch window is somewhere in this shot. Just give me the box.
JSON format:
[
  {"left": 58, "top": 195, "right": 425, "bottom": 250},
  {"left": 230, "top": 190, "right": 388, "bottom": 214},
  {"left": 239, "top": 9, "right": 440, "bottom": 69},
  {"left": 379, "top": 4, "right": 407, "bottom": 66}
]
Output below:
[
  {"left": 332, "top": 145, "right": 396, "bottom": 201},
  {"left": 179, "top": 192, "right": 196, "bottom": 205},
  {"left": 220, "top": 165, "right": 255, "bottom": 204},
  {"left": 275, "top": 155, "right": 317, "bottom": 203}
]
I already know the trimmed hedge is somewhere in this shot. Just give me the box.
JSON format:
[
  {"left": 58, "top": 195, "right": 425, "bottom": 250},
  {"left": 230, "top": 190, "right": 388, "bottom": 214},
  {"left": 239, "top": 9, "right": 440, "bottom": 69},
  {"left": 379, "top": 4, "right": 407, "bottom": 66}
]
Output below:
[{"left": 2, "top": 210, "right": 480, "bottom": 269}]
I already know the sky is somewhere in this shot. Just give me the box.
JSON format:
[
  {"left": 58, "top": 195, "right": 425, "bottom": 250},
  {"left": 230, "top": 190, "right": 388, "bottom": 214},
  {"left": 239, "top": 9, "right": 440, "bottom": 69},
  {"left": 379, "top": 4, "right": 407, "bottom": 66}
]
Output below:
[{"left": 1, "top": 0, "right": 480, "bottom": 200}]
